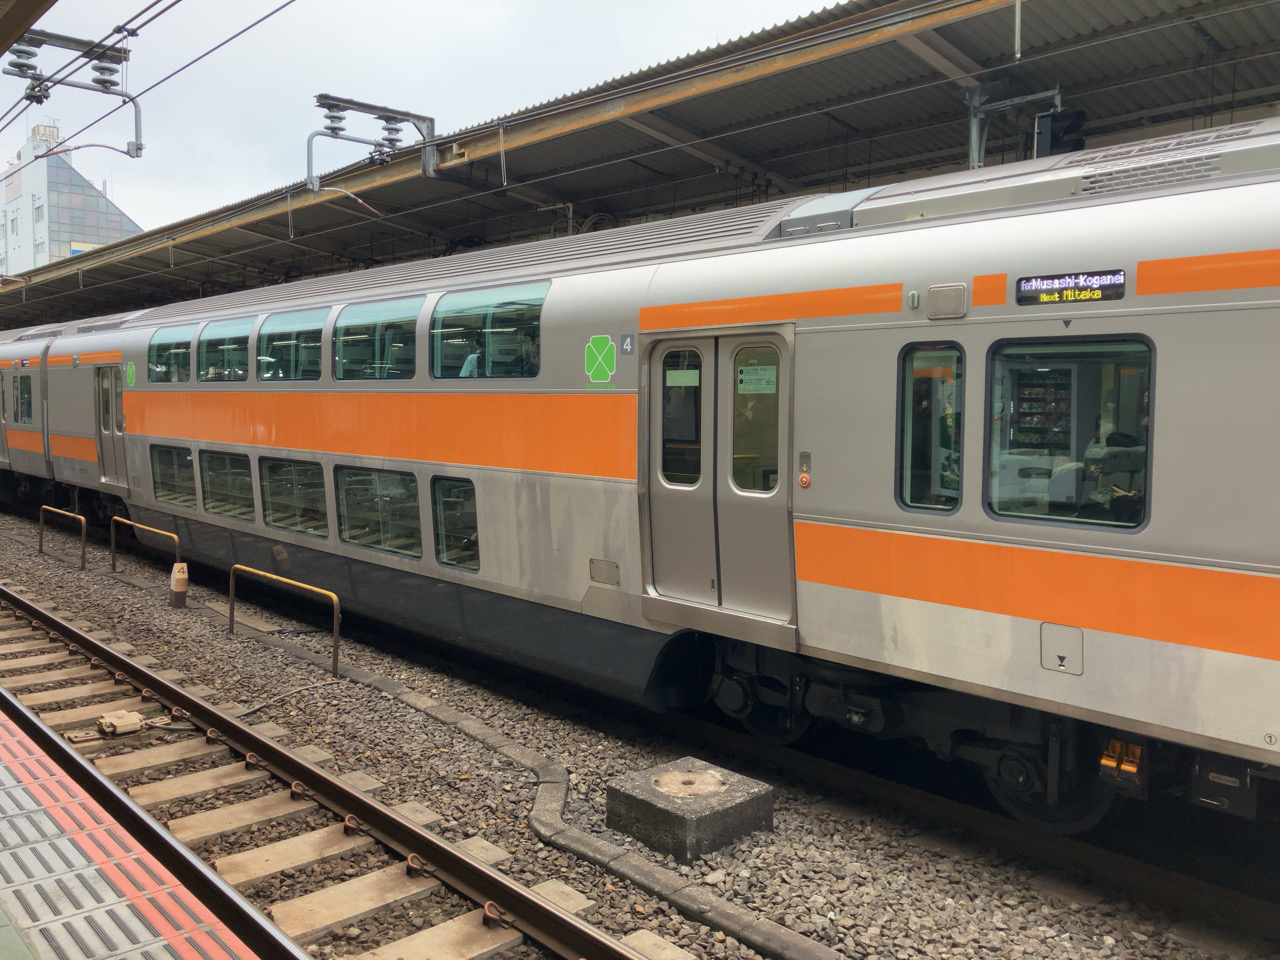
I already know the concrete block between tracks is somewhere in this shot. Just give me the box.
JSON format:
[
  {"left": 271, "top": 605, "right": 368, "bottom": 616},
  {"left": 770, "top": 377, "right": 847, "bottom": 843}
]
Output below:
[
  {"left": 528, "top": 781, "right": 568, "bottom": 839},
  {"left": 610, "top": 851, "right": 696, "bottom": 900}
]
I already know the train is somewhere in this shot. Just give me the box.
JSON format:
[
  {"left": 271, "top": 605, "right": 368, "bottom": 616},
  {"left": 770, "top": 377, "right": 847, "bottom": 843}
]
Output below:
[{"left": 2, "top": 117, "right": 1278, "bottom": 833}]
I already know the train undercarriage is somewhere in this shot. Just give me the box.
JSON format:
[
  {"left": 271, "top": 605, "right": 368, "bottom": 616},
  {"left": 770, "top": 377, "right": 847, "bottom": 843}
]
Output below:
[{"left": 705, "top": 637, "right": 1276, "bottom": 833}]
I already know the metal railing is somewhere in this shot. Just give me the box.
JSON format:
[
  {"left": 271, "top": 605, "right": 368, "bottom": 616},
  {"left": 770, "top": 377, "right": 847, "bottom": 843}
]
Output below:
[
  {"left": 229, "top": 564, "right": 341, "bottom": 676},
  {"left": 109, "top": 516, "right": 180, "bottom": 571},
  {"left": 37, "top": 505, "right": 86, "bottom": 570}
]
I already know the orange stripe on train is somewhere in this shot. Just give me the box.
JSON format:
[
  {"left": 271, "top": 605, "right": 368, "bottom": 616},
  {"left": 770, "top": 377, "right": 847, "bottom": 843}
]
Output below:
[
  {"left": 1137, "top": 248, "right": 1280, "bottom": 296},
  {"left": 124, "top": 391, "right": 639, "bottom": 480},
  {"left": 794, "top": 522, "right": 1279, "bottom": 662},
  {"left": 639, "top": 283, "right": 902, "bottom": 330},
  {"left": 49, "top": 434, "right": 98, "bottom": 462},
  {"left": 6, "top": 429, "right": 42, "bottom": 453}
]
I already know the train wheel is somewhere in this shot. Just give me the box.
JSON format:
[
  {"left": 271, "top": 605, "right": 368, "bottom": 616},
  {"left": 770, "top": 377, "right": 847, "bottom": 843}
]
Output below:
[
  {"left": 983, "top": 743, "right": 1117, "bottom": 834},
  {"left": 740, "top": 703, "right": 812, "bottom": 745}
]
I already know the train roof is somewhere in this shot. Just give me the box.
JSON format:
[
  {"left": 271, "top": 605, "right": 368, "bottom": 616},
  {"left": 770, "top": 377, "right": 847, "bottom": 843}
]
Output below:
[{"left": 5, "top": 115, "right": 1280, "bottom": 341}]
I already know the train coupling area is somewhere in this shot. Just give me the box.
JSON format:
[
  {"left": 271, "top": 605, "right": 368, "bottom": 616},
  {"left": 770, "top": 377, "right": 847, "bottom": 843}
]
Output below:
[{"left": 1099, "top": 737, "right": 1147, "bottom": 798}]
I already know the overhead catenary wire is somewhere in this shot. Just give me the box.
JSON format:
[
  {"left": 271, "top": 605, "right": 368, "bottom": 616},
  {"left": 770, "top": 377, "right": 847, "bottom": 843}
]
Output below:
[
  {"left": 0, "top": 0, "right": 297, "bottom": 188},
  {"left": 0, "top": 0, "right": 182, "bottom": 141}
]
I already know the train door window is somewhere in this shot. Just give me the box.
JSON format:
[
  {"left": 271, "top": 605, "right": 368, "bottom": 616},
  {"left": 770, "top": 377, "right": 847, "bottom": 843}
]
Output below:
[
  {"left": 114, "top": 371, "right": 124, "bottom": 432},
  {"left": 148, "top": 324, "right": 197, "bottom": 382},
  {"left": 15, "top": 374, "right": 31, "bottom": 424},
  {"left": 988, "top": 339, "right": 1150, "bottom": 526},
  {"left": 661, "top": 350, "right": 701, "bottom": 484},
  {"left": 730, "top": 345, "right": 780, "bottom": 491},
  {"left": 899, "top": 344, "right": 963, "bottom": 510},
  {"left": 260, "top": 458, "right": 328, "bottom": 537},
  {"left": 258, "top": 307, "right": 328, "bottom": 380},
  {"left": 197, "top": 318, "right": 254, "bottom": 382},
  {"left": 99, "top": 371, "right": 111, "bottom": 433},
  {"left": 431, "top": 477, "right": 479, "bottom": 571},
  {"left": 333, "top": 297, "right": 423, "bottom": 380},
  {"left": 199, "top": 451, "right": 256, "bottom": 520},
  {"left": 430, "top": 281, "right": 548, "bottom": 379},
  {"left": 150, "top": 445, "right": 196, "bottom": 507},
  {"left": 335, "top": 466, "right": 422, "bottom": 556}
]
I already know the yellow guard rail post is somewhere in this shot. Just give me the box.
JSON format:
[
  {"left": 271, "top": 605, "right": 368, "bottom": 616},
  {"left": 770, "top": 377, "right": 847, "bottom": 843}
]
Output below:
[
  {"left": 37, "top": 506, "right": 86, "bottom": 570},
  {"left": 109, "top": 517, "right": 180, "bottom": 570},
  {"left": 229, "top": 565, "right": 342, "bottom": 676}
]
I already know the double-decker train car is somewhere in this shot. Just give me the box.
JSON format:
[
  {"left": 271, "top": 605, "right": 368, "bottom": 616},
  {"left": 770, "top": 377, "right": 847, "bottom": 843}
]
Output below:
[{"left": 2, "top": 118, "right": 1279, "bottom": 832}]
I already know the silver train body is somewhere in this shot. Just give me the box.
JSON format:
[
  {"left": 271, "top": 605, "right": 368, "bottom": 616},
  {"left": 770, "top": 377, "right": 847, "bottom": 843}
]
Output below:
[{"left": 3, "top": 118, "right": 1279, "bottom": 830}]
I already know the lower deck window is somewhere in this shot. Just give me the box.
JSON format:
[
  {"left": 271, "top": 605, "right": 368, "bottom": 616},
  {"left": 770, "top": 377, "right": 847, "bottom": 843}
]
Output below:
[
  {"left": 431, "top": 477, "right": 479, "bottom": 571},
  {"left": 989, "top": 339, "right": 1150, "bottom": 526},
  {"left": 336, "top": 466, "right": 422, "bottom": 556},
  {"left": 200, "top": 451, "right": 255, "bottom": 520},
  {"left": 261, "top": 458, "right": 328, "bottom": 537},
  {"left": 151, "top": 445, "right": 196, "bottom": 507}
]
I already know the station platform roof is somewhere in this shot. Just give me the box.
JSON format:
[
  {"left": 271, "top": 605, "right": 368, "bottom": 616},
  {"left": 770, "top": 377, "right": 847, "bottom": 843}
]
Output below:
[{"left": 0, "top": 0, "right": 1276, "bottom": 329}]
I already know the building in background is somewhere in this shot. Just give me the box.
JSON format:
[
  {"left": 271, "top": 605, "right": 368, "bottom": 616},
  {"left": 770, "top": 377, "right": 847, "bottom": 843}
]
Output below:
[{"left": 1, "top": 124, "right": 142, "bottom": 275}]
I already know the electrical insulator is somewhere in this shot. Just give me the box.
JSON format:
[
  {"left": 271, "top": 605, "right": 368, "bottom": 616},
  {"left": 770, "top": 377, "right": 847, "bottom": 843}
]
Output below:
[
  {"left": 322, "top": 107, "right": 346, "bottom": 135},
  {"left": 91, "top": 62, "right": 120, "bottom": 91},
  {"left": 381, "top": 120, "right": 403, "bottom": 149},
  {"left": 7, "top": 44, "right": 39, "bottom": 78}
]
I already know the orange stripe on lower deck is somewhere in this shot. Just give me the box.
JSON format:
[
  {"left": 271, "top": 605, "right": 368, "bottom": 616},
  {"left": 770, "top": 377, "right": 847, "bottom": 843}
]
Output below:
[
  {"left": 794, "top": 522, "right": 1280, "bottom": 662},
  {"left": 1137, "top": 248, "right": 1280, "bottom": 296},
  {"left": 124, "top": 391, "right": 638, "bottom": 480},
  {"left": 639, "top": 283, "right": 902, "bottom": 330},
  {"left": 50, "top": 434, "right": 98, "bottom": 462},
  {"left": 6, "top": 429, "right": 42, "bottom": 453}
]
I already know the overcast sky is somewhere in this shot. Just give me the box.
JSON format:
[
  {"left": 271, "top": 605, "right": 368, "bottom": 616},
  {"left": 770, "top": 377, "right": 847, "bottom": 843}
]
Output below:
[{"left": 3, "top": 0, "right": 835, "bottom": 231}]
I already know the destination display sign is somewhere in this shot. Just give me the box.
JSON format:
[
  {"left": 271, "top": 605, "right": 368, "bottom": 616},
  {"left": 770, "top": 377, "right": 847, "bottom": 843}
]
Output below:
[{"left": 1016, "top": 269, "right": 1126, "bottom": 306}]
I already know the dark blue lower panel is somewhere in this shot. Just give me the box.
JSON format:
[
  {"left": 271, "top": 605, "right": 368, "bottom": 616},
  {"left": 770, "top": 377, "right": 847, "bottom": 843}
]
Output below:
[{"left": 131, "top": 507, "right": 677, "bottom": 709}]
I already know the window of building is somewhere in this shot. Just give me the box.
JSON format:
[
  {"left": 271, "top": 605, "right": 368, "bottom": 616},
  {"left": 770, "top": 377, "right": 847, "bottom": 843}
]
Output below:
[
  {"left": 260, "top": 458, "right": 328, "bottom": 537},
  {"left": 197, "top": 317, "right": 254, "bottom": 382},
  {"left": 14, "top": 374, "right": 32, "bottom": 424},
  {"left": 333, "top": 297, "right": 422, "bottom": 380},
  {"left": 660, "top": 349, "right": 702, "bottom": 485},
  {"left": 258, "top": 307, "right": 327, "bottom": 380},
  {"left": 431, "top": 281, "right": 548, "bottom": 379},
  {"left": 150, "top": 446, "right": 196, "bottom": 507},
  {"left": 32, "top": 241, "right": 44, "bottom": 255},
  {"left": 199, "top": 451, "right": 255, "bottom": 520},
  {"left": 730, "top": 345, "right": 780, "bottom": 492},
  {"left": 148, "top": 324, "right": 197, "bottom": 382},
  {"left": 900, "top": 344, "right": 963, "bottom": 510},
  {"left": 988, "top": 339, "right": 1151, "bottom": 526},
  {"left": 8, "top": 218, "right": 16, "bottom": 235},
  {"left": 431, "top": 477, "right": 479, "bottom": 570},
  {"left": 32, "top": 205, "right": 43, "bottom": 222},
  {"left": 336, "top": 466, "right": 422, "bottom": 556}
]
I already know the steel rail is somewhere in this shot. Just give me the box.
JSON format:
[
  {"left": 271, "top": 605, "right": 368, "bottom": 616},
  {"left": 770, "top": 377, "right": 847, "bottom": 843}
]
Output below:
[
  {"left": 0, "top": 650, "right": 310, "bottom": 960},
  {"left": 0, "top": 583, "right": 648, "bottom": 960}
]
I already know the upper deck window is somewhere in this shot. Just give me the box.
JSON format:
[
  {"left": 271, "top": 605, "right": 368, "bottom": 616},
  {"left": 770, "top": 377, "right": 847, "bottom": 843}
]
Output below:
[
  {"left": 431, "top": 281, "right": 548, "bottom": 379},
  {"left": 258, "top": 307, "right": 328, "bottom": 381},
  {"left": 197, "top": 318, "right": 255, "bottom": 382},
  {"left": 333, "top": 297, "right": 422, "bottom": 380},
  {"left": 147, "top": 324, "right": 197, "bottom": 383},
  {"left": 988, "top": 339, "right": 1150, "bottom": 527}
]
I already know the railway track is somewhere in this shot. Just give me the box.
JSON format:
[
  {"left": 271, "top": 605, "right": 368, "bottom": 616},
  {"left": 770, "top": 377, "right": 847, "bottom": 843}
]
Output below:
[{"left": 0, "top": 584, "right": 650, "bottom": 960}]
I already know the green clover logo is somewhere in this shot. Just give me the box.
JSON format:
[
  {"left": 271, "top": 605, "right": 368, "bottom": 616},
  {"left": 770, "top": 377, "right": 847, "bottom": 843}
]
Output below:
[{"left": 585, "top": 335, "right": 616, "bottom": 383}]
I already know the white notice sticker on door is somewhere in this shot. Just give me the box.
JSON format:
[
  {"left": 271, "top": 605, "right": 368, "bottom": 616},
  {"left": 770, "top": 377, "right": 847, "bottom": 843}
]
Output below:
[{"left": 737, "top": 365, "right": 776, "bottom": 394}]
